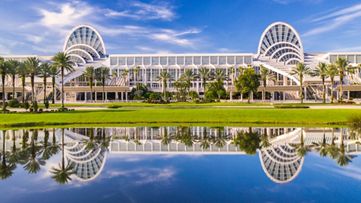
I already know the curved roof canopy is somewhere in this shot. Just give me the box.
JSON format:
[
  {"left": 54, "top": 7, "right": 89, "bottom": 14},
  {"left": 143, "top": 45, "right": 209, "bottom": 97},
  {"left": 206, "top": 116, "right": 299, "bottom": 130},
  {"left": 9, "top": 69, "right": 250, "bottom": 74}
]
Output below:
[
  {"left": 63, "top": 25, "right": 106, "bottom": 66},
  {"left": 258, "top": 22, "right": 304, "bottom": 65}
]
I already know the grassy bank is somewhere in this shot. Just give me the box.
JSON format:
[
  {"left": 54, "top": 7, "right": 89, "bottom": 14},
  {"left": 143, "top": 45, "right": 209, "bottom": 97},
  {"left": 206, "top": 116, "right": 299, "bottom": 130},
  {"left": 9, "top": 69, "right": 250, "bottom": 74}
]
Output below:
[{"left": 0, "top": 108, "right": 360, "bottom": 127}]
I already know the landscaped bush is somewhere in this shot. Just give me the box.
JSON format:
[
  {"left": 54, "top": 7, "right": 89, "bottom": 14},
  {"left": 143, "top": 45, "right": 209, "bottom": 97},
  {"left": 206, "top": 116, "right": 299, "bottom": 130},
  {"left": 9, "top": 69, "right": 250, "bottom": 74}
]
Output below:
[
  {"left": 8, "top": 99, "right": 20, "bottom": 108},
  {"left": 108, "top": 105, "right": 122, "bottom": 109},
  {"left": 273, "top": 104, "right": 309, "bottom": 109}
]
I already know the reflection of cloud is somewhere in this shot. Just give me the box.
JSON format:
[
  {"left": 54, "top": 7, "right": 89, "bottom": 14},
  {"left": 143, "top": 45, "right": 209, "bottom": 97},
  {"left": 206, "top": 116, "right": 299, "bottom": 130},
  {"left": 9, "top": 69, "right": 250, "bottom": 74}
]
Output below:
[
  {"left": 105, "top": 167, "right": 176, "bottom": 185},
  {"left": 314, "top": 164, "right": 361, "bottom": 181}
]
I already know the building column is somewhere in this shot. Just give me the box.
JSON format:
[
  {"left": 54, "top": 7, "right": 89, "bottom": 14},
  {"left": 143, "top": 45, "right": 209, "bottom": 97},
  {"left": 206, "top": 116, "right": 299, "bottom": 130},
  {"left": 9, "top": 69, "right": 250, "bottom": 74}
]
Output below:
[
  {"left": 85, "top": 92, "right": 87, "bottom": 102},
  {"left": 95, "top": 92, "right": 97, "bottom": 102},
  {"left": 115, "top": 92, "right": 119, "bottom": 101},
  {"left": 230, "top": 91, "right": 233, "bottom": 101},
  {"left": 121, "top": 92, "right": 123, "bottom": 101},
  {"left": 347, "top": 91, "right": 350, "bottom": 100},
  {"left": 304, "top": 87, "right": 307, "bottom": 101},
  {"left": 283, "top": 92, "right": 286, "bottom": 101},
  {"left": 105, "top": 92, "right": 108, "bottom": 101},
  {"left": 125, "top": 92, "right": 128, "bottom": 102}
]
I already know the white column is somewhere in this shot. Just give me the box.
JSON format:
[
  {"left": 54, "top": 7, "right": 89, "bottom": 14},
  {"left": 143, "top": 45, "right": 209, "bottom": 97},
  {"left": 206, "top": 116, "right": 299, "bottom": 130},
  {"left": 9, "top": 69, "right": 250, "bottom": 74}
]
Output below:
[
  {"left": 115, "top": 92, "right": 119, "bottom": 101},
  {"left": 85, "top": 92, "right": 87, "bottom": 102},
  {"left": 125, "top": 92, "right": 128, "bottom": 102},
  {"left": 121, "top": 92, "right": 123, "bottom": 101}
]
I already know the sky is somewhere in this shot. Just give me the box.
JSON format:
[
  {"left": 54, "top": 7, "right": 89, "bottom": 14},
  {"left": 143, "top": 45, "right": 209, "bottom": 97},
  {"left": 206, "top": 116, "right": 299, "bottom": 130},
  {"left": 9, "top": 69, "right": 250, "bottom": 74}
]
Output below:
[{"left": 1, "top": 0, "right": 361, "bottom": 55}]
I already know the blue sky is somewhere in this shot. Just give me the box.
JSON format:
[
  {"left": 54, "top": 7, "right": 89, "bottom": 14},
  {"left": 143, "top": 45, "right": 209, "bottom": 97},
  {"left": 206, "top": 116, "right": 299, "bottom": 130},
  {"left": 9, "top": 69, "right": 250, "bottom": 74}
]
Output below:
[{"left": 1, "top": 0, "right": 361, "bottom": 55}]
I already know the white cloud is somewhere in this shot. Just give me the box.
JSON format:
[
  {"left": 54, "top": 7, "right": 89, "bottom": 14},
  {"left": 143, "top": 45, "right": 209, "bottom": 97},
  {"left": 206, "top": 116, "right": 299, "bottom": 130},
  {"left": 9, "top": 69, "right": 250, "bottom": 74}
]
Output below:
[{"left": 303, "top": 3, "right": 361, "bottom": 37}]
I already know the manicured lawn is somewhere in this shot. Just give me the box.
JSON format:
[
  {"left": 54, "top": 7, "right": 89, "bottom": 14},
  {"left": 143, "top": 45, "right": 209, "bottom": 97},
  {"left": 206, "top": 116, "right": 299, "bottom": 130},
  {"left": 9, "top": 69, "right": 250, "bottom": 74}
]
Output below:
[{"left": 0, "top": 107, "right": 360, "bottom": 127}]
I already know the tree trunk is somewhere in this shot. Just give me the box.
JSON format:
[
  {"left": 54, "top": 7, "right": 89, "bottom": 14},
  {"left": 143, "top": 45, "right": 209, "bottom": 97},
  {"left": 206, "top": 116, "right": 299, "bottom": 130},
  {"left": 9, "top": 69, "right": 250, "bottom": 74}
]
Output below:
[
  {"left": 248, "top": 91, "right": 251, "bottom": 103},
  {"left": 2, "top": 75, "right": 5, "bottom": 113},
  {"left": 12, "top": 75, "right": 15, "bottom": 100},
  {"left": 43, "top": 77, "right": 47, "bottom": 103},
  {"left": 52, "top": 76, "right": 55, "bottom": 104},
  {"left": 61, "top": 67, "right": 64, "bottom": 109},
  {"left": 330, "top": 78, "right": 334, "bottom": 103},
  {"left": 31, "top": 75, "right": 35, "bottom": 103},
  {"left": 322, "top": 78, "right": 325, "bottom": 104},
  {"left": 339, "top": 75, "right": 343, "bottom": 102}
]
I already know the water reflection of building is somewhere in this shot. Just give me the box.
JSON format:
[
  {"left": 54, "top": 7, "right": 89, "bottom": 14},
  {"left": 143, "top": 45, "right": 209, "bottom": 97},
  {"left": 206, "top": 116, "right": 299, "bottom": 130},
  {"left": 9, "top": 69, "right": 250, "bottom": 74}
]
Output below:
[{"left": 1, "top": 127, "right": 361, "bottom": 184}]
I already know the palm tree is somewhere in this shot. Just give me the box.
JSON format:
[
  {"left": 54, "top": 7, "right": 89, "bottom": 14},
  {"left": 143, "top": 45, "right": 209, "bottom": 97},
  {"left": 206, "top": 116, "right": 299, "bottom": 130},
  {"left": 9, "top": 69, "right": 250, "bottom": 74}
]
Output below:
[
  {"left": 291, "top": 63, "right": 310, "bottom": 104},
  {"left": 7, "top": 60, "right": 20, "bottom": 100},
  {"left": 326, "top": 64, "right": 338, "bottom": 104},
  {"left": 84, "top": 66, "right": 95, "bottom": 102},
  {"left": 0, "top": 57, "right": 8, "bottom": 113},
  {"left": 0, "top": 130, "right": 16, "bottom": 180},
  {"left": 157, "top": 70, "right": 171, "bottom": 101},
  {"left": 335, "top": 57, "right": 349, "bottom": 102},
  {"left": 17, "top": 62, "right": 28, "bottom": 104},
  {"left": 214, "top": 69, "right": 225, "bottom": 83},
  {"left": 39, "top": 62, "right": 51, "bottom": 104},
  {"left": 24, "top": 57, "right": 40, "bottom": 103},
  {"left": 181, "top": 69, "right": 195, "bottom": 94},
  {"left": 198, "top": 67, "right": 210, "bottom": 91},
  {"left": 99, "top": 67, "right": 110, "bottom": 102},
  {"left": 133, "top": 66, "right": 141, "bottom": 89},
  {"left": 52, "top": 52, "right": 74, "bottom": 109},
  {"left": 311, "top": 62, "right": 328, "bottom": 103},
  {"left": 228, "top": 66, "right": 236, "bottom": 100},
  {"left": 259, "top": 65, "right": 275, "bottom": 101},
  {"left": 121, "top": 69, "right": 129, "bottom": 86},
  {"left": 50, "top": 128, "right": 74, "bottom": 184},
  {"left": 48, "top": 65, "right": 59, "bottom": 104}
]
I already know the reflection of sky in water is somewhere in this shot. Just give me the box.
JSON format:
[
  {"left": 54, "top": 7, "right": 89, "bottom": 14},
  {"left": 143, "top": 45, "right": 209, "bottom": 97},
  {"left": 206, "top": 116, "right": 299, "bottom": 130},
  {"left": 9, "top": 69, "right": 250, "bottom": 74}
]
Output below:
[{"left": 1, "top": 153, "right": 361, "bottom": 202}]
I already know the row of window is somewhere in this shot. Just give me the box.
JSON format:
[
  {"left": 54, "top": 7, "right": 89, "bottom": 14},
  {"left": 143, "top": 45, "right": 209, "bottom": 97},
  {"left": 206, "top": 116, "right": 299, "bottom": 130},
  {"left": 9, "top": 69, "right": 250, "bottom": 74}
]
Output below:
[{"left": 109, "top": 55, "right": 253, "bottom": 66}]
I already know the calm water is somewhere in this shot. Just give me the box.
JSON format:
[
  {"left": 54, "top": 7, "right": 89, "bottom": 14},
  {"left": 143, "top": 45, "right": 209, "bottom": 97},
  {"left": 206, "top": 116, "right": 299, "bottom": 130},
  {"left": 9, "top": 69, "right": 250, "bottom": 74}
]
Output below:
[{"left": 1, "top": 126, "right": 361, "bottom": 203}]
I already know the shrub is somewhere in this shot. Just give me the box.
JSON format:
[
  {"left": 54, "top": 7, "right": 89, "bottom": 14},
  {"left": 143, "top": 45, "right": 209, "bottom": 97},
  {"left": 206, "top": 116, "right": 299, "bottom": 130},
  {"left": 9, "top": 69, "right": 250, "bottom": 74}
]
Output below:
[
  {"left": 8, "top": 99, "right": 20, "bottom": 108},
  {"left": 44, "top": 100, "right": 49, "bottom": 109},
  {"left": 31, "top": 101, "right": 38, "bottom": 112},
  {"left": 24, "top": 102, "right": 30, "bottom": 111},
  {"left": 274, "top": 104, "right": 309, "bottom": 109}
]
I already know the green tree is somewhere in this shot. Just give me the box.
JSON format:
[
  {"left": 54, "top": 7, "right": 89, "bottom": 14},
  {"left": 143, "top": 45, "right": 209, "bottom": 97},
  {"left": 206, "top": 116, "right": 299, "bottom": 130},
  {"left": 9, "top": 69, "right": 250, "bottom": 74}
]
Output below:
[
  {"left": 39, "top": 62, "right": 51, "bottom": 104},
  {"left": 181, "top": 69, "right": 195, "bottom": 94},
  {"left": 0, "top": 57, "right": 8, "bottom": 112},
  {"left": 326, "top": 64, "right": 338, "bottom": 104},
  {"left": 311, "top": 62, "right": 328, "bottom": 103},
  {"left": 24, "top": 57, "right": 40, "bottom": 103},
  {"left": 84, "top": 66, "right": 95, "bottom": 102},
  {"left": 198, "top": 67, "right": 210, "bottom": 91},
  {"left": 7, "top": 60, "right": 20, "bottom": 100},
  {"left": 235, "top": 68, "right": 260, "bottom": 103},
  {"left": 157, "top": 70, "right": 171, "bottom": 101},
  {"left": 214, "top": 69, "right": 225, "bottom": 83},
  {"left": 259, "top": 65, "right": 275, "bottom": 101},
  {"left": 98, "top": 67, "right": 110, "bottom": 101},
  {"left": 291, "top": 63, "right": 310, "bottom": 104},
  {"left": 335, "top": 57, "right": 349, "bottom": 102},
  {"left": 50, "top": 128, "right": 74, "bottom": 184},
  {"left": 52, "top": 52, "right": 74, "bottom": 110},
  {"left": 17, "top": 62, "right": 28, "bottom": 104}
]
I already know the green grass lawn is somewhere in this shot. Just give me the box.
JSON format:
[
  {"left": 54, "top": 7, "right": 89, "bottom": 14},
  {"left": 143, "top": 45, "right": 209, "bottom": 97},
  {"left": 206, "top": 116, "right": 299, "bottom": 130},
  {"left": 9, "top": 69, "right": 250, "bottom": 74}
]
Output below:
[{"left": 0, "top": 107, "right": 360, "bottom": 127}]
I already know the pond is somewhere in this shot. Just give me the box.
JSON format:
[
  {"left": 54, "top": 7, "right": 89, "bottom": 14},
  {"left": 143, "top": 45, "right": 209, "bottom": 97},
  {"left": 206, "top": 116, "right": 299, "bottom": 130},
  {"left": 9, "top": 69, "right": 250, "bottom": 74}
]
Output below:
[{"left": 1, "top": 126, "right": 361, "bottom": 202}]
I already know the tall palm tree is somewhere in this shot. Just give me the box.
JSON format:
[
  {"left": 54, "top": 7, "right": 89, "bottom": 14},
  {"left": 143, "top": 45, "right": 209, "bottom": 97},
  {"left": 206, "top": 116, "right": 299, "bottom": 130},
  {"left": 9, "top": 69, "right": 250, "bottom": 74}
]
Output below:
[
  {"left": 121, "top": 69, "right": 129, "bottom": 86},
  {"left": 0, "top": 57, "right": 8, "bottom": 113},
  {"left": 17, "top": 62, "right": 28, "bottom": 104},
  {"left": 7, "top": 60, "right": 20, "bottom": 100},
  {"left": 157, "top": 70, "right": 171, "bottom": 100},
  {"left": 84, "top": 66, "right": 95, "bottom": 102},
  {"left": 133, "top": 66, "right": 141, "bottom": 89},
  {"left": 259, "top": 65, "right": 275, "bottom": 101},
  {"left": 335, "top": 57, "right": 349, "bottom": 102},
  {"left": 311, "top": 62, "right": 328, "bottom": 103},
  {"left": 99, "top": 67, "right": 110, "bottom": 102},
  {"left": 39, "top": 62, "right": 51, "bottom": 104},
  {"left": 24, "top": 57, "right": 40, "bottom": 103},
  {"left": 48, "top": 65, "right": 59, "bottom": 104},
  {"left": 181, "top": 69, "right": 195, "bottom": 93},
  {"left": 51, "top": 128, "right": 74, "bottom": 184},
  {"left": 291, "top": 63, "right": 310, "bottom": 104},
  {"left": 198, "top": 67, "right": 210, "bottom": 91},
  {"left": 326, "top": 64, "right": 338, "bottom": 104},
  {"left": 52, "top": 52, "right": 74, "bottom": 109},
  {"left": 228, "top": 66, "right": 236, "bottom": 100}
]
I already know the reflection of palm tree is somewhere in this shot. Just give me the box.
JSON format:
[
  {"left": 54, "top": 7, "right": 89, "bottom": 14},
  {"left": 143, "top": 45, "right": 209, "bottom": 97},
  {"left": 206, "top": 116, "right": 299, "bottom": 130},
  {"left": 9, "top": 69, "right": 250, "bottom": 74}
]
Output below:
[
  {"left": 41, "top": 129, "right": 53, "bottom": 160},
  {"left": 292, "top": 129, "right": 310, "bottom": 157},
  {"left": 326, "top": 129, "right": 339, "bottom": 159},
  {"left": 337, "top": 130, "right": 353, "bottom": 166},
  {"left": 23, "top": 130, "right": 45, "bottom": 174},
  {"left": 232, "top": 128, "right": 260, "bottom": 155},
  {"left": 51, "top": 128, "right": 74, "bottom": 184},
  {"left": 260, "top": 129, "right": 271, "bottom": 149},
  {"left": 8, "top": 130, "right": 20, "bottom": 165},
  {"left": 213, "top": 127, "right": 226, "bottom": 148},
  {"left": 85, "top": 129, "right": 96, "bottom": 150},
  {"left": 200, "top": 128, "right": 210, "bottom": 150},
  {"left": 176, "top": 127, "right": 193, "bottom": 147},
  {"left": 0, "top": 130, "right": 16, "bottom": 180},
  {"left": 161, "top": 127, "right": 171, "bottom": 145},
  {"left": 312, "top": 129, "right": 327, "bottom": 157}
]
